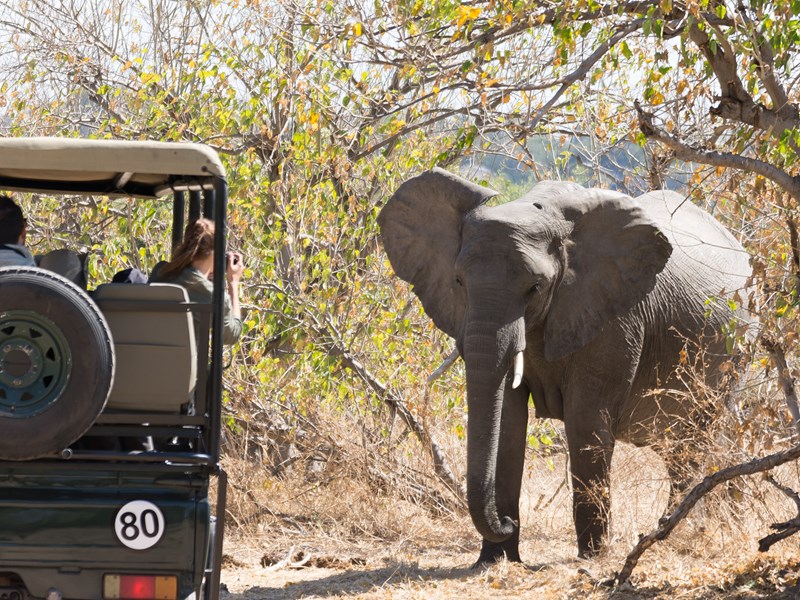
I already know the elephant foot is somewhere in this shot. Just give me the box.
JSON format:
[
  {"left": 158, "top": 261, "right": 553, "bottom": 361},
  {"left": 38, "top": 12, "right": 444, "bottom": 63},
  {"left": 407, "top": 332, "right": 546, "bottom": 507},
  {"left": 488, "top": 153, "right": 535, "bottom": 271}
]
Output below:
[
  {"left": 472, "top": 538, "right": 522, "bottom": 568},
  {"left": 576, "top": 532, "right": 604, "bottom": 559},
  {"left": 577, "top": 545, "right": 601, "bottom": 560}
]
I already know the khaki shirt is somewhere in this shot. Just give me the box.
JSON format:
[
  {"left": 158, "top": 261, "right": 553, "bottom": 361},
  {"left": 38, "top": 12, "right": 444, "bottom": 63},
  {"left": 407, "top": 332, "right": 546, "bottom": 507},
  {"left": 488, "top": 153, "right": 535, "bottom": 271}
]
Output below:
[{"left": 153, "top": 265, "right": 242, "bottom": 345}]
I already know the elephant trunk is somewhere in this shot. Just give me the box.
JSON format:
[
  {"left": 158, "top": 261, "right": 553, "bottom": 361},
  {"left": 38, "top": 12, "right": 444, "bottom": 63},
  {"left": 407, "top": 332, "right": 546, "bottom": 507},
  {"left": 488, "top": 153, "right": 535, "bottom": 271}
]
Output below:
[{"left": 463, "top": 312, "right": 525, "bottom": 543}]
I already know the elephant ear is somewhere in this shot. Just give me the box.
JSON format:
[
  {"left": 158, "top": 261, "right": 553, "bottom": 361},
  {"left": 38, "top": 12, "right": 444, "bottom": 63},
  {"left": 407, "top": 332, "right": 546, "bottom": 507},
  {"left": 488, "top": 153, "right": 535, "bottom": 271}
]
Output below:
[
  {"left": 543, "top": 185, "right": 673, "bottom": 361},
  {"left": 378, "top": 168, "right": 498, "bottom": 338}
]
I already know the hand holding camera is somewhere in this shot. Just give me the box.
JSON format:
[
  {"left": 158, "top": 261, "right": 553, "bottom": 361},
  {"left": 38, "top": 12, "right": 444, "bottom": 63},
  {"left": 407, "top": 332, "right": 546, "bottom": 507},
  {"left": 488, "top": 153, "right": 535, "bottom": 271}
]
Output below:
[{"left": 226, "top": 251, "right": 244, "bottom": 285}]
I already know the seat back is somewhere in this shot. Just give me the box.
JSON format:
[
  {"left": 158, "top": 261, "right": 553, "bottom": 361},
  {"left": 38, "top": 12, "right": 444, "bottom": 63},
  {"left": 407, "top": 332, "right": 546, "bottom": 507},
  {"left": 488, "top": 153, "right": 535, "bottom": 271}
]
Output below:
[{"left": 94, "top": 283, "right": 197, "bottom": 412}]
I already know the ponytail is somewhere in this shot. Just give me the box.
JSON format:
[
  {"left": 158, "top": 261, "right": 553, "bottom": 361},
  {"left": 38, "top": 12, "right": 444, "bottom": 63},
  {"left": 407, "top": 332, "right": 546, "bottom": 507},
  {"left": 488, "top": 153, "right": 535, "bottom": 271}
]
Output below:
[{"left": 158, "top": 218, "right": 215, "bottom": 281}]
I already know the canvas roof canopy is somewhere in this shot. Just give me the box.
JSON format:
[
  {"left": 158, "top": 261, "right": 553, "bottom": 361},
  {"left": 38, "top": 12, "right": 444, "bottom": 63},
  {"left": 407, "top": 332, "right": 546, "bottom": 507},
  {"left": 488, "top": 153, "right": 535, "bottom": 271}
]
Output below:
[{"left": 0, "top": 137, "right": 226, "bottom": 198}]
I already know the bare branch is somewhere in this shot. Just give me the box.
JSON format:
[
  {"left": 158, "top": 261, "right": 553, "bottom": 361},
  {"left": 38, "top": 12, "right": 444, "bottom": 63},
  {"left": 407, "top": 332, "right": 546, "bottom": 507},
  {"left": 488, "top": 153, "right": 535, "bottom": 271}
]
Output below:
[
  {"left": 296, "top": 302, "right": 467, "bottom": 509},
  {"left": 758, "top": 516, "right": 800, "bottom": 552},
  {"left": 767, "top": 474, "right": 800, "bottom": 513},
  {"left": 527, "top": 19, "right": 643, "bottom": 132},
  {"left": 761, "top": 336, "right": 800, "bottom": 437},
  {"left": 332, "top": 343, "right": 467, "bottom": 508},
  {"left": 758, "top": 474, "right": 800, "bottom": 552},
  {"left": 616, "top": 442, "right": 800, "bottom": 584},
  {"left": 635, "top": 101, "right": 800, "bottom": 201},
  {"left": 788, "top": 217, "right": 800, "bottom": 300},
  {"left": 617, "top": 325, "right": 800, "bottom": 583}
]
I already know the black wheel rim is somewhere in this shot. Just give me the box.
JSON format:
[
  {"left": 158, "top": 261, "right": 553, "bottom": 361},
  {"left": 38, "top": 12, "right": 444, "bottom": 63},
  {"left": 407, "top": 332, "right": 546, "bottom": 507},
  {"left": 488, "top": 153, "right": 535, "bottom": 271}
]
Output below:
[{"left": 0, "top": 310, "right": 72, "bottom": 418}]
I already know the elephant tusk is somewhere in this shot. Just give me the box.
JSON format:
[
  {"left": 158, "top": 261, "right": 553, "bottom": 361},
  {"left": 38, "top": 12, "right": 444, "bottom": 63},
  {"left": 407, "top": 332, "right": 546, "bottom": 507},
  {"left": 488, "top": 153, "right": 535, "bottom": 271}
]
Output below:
[{"left": 511, "top": 351, "right": 524, "bottom": 389}]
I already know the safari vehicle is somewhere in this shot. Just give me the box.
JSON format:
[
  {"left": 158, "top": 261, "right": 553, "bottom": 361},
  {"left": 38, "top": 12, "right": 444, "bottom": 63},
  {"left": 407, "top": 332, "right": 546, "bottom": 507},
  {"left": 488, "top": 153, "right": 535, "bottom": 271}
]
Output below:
[{"left": 0, "top": 138, "right": 230, "bottom": 600}]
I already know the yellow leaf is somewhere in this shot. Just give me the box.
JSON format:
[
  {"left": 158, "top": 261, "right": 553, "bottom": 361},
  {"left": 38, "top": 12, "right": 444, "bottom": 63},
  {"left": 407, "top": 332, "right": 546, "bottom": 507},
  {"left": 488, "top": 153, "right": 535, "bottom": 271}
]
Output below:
[
  {"left": 456, "top": 5, "right": 482, "bottom": 27},
  {"left": 141, "top": 72, "right": 161, "bottom": 85}
]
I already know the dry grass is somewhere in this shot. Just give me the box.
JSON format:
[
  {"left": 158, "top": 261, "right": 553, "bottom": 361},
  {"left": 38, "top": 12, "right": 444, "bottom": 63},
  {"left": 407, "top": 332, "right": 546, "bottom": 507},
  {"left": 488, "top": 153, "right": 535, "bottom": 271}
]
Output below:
[{"left": 217, "top": 437, "right": 800, "bottom": 599}]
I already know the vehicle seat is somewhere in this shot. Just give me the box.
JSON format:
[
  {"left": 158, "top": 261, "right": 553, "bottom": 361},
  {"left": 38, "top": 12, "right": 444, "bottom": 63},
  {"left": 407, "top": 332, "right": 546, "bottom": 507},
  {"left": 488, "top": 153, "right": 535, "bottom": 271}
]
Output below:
[{"left": 94, "top": 283, "right": 197, "bottom": 412}]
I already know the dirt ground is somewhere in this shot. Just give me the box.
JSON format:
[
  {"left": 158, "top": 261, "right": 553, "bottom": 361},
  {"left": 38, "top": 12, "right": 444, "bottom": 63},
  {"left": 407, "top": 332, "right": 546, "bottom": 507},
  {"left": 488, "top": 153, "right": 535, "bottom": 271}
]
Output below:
[{"left": 217, "top": 443, "right": 800, "bottom": 599}]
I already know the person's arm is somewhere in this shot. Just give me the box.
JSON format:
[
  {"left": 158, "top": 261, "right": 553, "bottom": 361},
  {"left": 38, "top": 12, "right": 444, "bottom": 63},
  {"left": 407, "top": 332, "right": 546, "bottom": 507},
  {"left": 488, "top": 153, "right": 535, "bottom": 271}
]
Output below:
[
  {"left": 226, "top": 252, "right": 243, "bottom": 318},
  {"left": 223, "top": 252, "right": 244, "bottom": 344}
]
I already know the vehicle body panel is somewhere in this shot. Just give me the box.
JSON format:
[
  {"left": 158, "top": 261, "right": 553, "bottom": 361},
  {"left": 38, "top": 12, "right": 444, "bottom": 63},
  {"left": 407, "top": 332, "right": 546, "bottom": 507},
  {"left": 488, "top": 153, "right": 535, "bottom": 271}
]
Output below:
[{"left": 0, "top": 463, "right": 210, "bottom": 598}]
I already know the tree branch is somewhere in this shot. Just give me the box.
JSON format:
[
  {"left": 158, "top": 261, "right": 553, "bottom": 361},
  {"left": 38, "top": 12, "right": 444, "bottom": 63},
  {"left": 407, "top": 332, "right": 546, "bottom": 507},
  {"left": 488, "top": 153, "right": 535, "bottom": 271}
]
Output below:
[
  {"left": 688, "top": 18, "right": 800, "bottom": 149},
  {"left": 427, "top": 348, "right": 460, "bottom": 383},
  {"left": 759, "top": 474, "right": 800, "bottom": 552},
  {"left": 332, "top": 343, "right": 468, "bottom": 508},
  {"left": 616, "top": 442, "right": 800, "bottom": 584},
  {"left": 616, "top": 326, "right": 800, "bottom": 583},
  {"left": 761, "top": 335, "right": 800, "bottom": 437},
  {"left": 527, "top": 19, "right": 643, "bottom": 132},
  {"left": 635, "top": 100, "right": 800, "bottom": 201},
  {"left": 734, "top": 3, "right": 794, "bottom": 120}
]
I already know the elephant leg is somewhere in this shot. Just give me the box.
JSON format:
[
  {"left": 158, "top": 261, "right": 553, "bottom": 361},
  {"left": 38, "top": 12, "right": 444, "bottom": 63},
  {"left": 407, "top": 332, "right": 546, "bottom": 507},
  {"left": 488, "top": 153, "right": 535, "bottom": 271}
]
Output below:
[
  {"left": 475, "top": 383, "right": 529, "bottom": 567},
  {"left": 565, "top": 419, "right": 614, "bottom": 558}
]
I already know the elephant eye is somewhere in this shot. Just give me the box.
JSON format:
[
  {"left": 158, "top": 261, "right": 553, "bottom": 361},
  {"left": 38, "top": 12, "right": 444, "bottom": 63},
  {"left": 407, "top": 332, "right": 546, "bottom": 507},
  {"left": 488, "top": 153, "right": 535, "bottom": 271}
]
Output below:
[
  {"left": 528, "top": 282, "right": 540, "bottom": 295},
  {"left": 455, "top": 276, "right": 464, "bottom": 287}
]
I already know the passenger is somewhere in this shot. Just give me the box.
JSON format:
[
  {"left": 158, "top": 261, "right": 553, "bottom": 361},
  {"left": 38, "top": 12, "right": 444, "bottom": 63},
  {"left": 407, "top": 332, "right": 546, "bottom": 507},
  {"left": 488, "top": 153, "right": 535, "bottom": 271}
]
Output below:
[
  {"left": 38, "top": 249, "right": 89, "bottom": 289},
  {"left": 150, "top": 218, "right": 244, "bottom": 345},
  {"left": 0, "top": 195, "right": 36, "bottom": 267}
]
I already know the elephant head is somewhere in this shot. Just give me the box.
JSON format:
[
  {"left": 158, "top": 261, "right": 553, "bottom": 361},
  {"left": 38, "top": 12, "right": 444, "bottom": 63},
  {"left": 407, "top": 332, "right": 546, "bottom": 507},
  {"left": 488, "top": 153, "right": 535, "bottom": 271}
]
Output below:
[{"left": 378, "top": 168, "right": 672, "bottom": 543}]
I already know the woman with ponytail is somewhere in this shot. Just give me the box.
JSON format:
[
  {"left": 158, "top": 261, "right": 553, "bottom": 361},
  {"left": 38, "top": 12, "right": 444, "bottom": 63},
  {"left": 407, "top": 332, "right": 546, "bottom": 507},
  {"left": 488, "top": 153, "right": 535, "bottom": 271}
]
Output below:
[{"left": 151, "top": 218, "right": 243, "bottom": 344}]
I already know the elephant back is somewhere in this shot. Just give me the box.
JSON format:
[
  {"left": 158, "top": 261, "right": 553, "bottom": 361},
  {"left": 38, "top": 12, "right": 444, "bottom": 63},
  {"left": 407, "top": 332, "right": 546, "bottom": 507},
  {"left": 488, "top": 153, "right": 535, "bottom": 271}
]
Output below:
[
  {"left": 637, "top": 190, "right": 751, "bottom": 294},
  {"left": 634, "top": 190, "right": 755, "bottom": 351}
]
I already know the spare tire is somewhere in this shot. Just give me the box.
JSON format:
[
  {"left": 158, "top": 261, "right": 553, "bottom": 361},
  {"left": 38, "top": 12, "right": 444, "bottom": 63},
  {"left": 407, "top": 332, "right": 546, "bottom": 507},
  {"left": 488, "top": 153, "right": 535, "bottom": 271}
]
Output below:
[{"left": 0, "top": 266, "right": 115, "bottom": 460}]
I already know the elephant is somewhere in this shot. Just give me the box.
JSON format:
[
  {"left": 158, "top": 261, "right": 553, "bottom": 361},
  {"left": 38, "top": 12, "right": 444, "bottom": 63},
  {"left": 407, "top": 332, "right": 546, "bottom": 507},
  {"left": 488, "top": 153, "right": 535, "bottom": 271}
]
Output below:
[{"left": 378, "top": 168, "right": 752, "bottom": 564}]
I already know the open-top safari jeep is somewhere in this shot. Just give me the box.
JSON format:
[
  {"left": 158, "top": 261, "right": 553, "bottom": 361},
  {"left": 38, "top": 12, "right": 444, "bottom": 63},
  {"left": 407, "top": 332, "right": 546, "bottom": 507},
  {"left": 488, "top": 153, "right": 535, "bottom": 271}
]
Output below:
[{"left": 0, "top": 138, "right": 230, "bottom": 600}]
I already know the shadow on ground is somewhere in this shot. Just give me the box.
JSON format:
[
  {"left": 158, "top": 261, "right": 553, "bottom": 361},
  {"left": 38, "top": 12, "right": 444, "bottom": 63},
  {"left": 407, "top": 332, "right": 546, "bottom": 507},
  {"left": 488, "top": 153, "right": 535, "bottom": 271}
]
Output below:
[
  {"left": 219, "top": 557, "right": 589, "bottom": 600},
  {"left": 220, "top": 563, "right": 476, "bottom": 599}
]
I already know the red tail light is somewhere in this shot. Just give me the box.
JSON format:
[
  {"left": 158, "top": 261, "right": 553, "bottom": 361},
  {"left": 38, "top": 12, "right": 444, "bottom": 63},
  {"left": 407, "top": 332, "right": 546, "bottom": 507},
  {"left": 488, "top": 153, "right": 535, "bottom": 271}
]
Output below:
[{"left": 103, "top": 575, "right": 177, "bottom": 600}]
